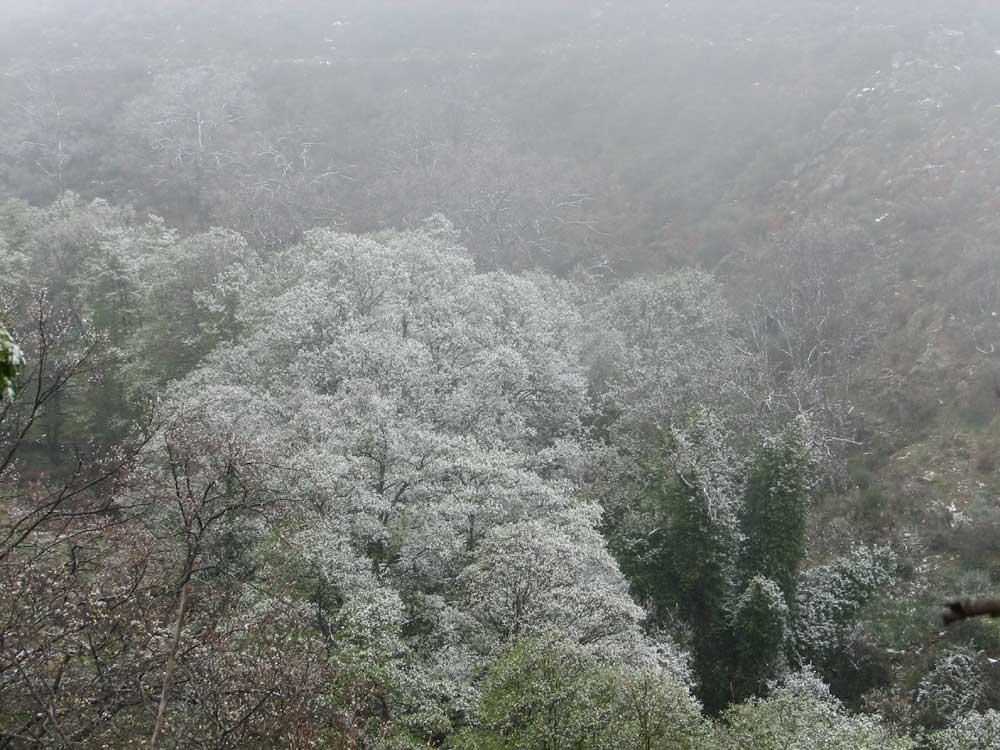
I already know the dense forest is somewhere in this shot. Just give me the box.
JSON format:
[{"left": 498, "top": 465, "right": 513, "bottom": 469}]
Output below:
[{"left": 2, "top": 0, "right": 1000, "bottom": 747}]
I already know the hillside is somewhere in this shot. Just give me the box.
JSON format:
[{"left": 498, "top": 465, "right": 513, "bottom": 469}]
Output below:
[{"left": 2, "top": 0, "right": 1000, "bottom": 745}]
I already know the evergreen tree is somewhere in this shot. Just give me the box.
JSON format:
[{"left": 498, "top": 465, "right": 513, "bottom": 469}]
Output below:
[
  {"left": 728, "top": 576, "right": 789, "bottom": 705},
  {"left": 616, "top": 417, "right": 815, "bottom": 713},
  {"left": 0, "top": 324, "right": 23, "bottom": 402},
  {"left": 739, "top": 421, "right": 812, "bottom": 608},
  {"left": 637, "top": 467, "right": 738, "bottom": 713},
  {"left": 614, "top": 415, "right": 742, "bottom": 712}
]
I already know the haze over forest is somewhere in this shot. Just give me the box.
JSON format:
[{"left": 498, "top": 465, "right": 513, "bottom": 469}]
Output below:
[{"left": 2, "top": 1, "right": 1000, "bottom": 747}]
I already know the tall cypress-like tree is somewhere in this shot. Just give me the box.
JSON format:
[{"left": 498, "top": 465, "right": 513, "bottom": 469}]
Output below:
[
  {"left": 738, "top": 422, "right": 812, "bottom": 608},
  {"left": 615, "top": 417, "right": 742, "bottom": 713},
  {"left": 728, "top": 576, "right": 789, "bottom": 705},
  {"left": 652, "top": 471, "right": 738, "bottom": 712},
  {"left": 614, "top": 418, "right": 814, "bottom": 713}
]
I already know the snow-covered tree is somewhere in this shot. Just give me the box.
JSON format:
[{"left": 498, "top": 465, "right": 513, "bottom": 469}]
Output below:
[
  {"left": 460, "top": 517, "right": 645, "bottom": 651},
  {"left": 915, "top": 647, "right": 988, "bottom": 729},
  {"left": 456, "top": 637, "right": 705, "bottom": 750},
  {"left": 729, "top": 576, "right": 790, "bottom": 704},
  {"left": 719, "top": 682, "right": 914, "bottom": 750},
  {"left": 0, "top": 193, "right": 257, "bottom": 444},
  {"left": 739, "top": 420, "right": 814, "bottom": 607},
  {"left": 174, "top": 219, "right": 672, "bottom": 735},
  {"left": 613, "top": 410, "right": 820, "bottom": 711},
  {"left": 584, "top": 270, "right": 746, "bottom": 457},
  {"left": 791, "top": 546, "right": 895, "bottom": 670},
  {"left": 927, "top": 710, "right": 1000, "bottom": 750}
]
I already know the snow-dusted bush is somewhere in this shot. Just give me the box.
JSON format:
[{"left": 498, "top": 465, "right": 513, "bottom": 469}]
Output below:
[
  {"left": 915, "top": 647, "right": 986, "bottom": 728},
  {"left": 927, "top": 710, "right": 1000, "bottom": 750},
  {"left": 720, "top": 687, "right": 913, "bottom": 750},
  {"left": 792, "top": 545, "right": 895, "bottom": 668}
]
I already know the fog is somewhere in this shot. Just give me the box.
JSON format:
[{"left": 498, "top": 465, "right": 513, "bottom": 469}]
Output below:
[{"left": 2, "top": 1, "right": 1000, "bottom": 746}]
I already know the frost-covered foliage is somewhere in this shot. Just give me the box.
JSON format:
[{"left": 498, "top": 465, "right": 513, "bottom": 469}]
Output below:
[
  {"left": 666, "top": 409, "right": 747, "bottom": 529},
  {"left": 729, "top": 576, "right": 790, "bottom": 700},
  {"left": 176, "top": 219, "right": 673, "bottom": 731},
  {"left": 720, "top": 685, "right": 914, "bottom": 750},
  {"left": 0, "top": 193, "right": 919, "bottom": 744},
  {"left": 120, "top": 227, "right": 261, "bottom": 387},
  {"left": 585, "top": 271, "right": 746, "bottom": 454},
  {"left": 612, "top": 409, "right": 746, "bottom": 613},
  {"left": 792, "top": 546, "right": 895, "bottom": 669},
  {"left": 927, "top": 710, "right": 1000, "bottom": 750},
  {"left": 461, "top": 517, "right": 646, "bottom": 653},
  {"left": 0, "top": 194, "right": 262, "bottom": 442},
  {"left": 915, "top": 647, "right": 987, "bottom": 729},
  {"left": 769, "top": 666, "right": 838, "bottom": 703},
  {"left": 584, "top": 270, "right": 827, "bottom": 480},
  {"left": 616, "top": 415, "right": 743, "bottom": 706},
  {"left": 615, "top": 411, "right": 816, "bottom": 711},
  {"left": 739, "top": 420, "right": 814, "bottom": 605},
  {"left": 456, "top": 638, "right": 706, "bottom": 750}
]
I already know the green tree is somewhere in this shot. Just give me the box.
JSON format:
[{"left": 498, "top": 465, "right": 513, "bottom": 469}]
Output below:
[
  {"left": 738, "top": 422, "right": 812, "bottom": 608},
  {"left": 0, "top": 324, "right": 22, "bottom": 402},
  {"left": 728, "top": 577, "right": 789, "bottom": 705},
  {"left": 719, "top": 687, "right": 913, "bottom": 750},
  {"left": 927, "top": 710, "right": 1000, "bottom": 750},
  {"left": 614, "top": 414, "right": 741, "bottom": 713},
  {"left": 456, "top": 638, "right": 705, "bottom": 750},
  {"left": 629, "top": 468, "right": 734, "bottom": 637},
  {"left": 615, "top": 416, "right": 816, "bottom": 712}
]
